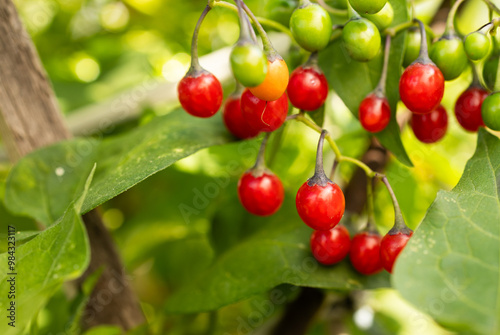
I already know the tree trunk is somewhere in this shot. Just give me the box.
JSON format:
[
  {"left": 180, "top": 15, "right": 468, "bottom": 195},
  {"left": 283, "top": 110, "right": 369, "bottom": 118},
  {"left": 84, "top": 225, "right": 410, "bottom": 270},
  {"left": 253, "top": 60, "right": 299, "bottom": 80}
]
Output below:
[{"left": 0, "top": 0, "right": 145, "bottom": 330}]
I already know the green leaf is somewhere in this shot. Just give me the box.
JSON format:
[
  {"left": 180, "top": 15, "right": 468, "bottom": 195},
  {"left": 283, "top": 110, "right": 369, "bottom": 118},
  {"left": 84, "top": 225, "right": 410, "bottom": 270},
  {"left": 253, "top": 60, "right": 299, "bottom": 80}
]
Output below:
[
  {"left": 0, "top": 167, "right": 94, "bottom": 335},
  {"left": 308, "top": 105, "right": 325, "bottom": 128},
  {"left": 318, "top": 0, "right": 412, "bottom": 167},
  {"left": 393, "top": 129, "right": 500, "bottom": 335},
  {"left": 165, "top": 218, "right": 389, "bottom": 314},
  {"left": 5, "top": 110, "right": 233, "bottom": 225}
]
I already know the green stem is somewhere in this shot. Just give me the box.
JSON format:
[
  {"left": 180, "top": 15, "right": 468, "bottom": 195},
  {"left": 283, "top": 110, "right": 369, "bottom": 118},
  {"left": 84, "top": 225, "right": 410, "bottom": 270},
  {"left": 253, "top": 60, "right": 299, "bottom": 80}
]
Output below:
[
  {"left": 234, "top": 0, "right": 251, "bottom": 42},
  {"left": 445, "top": 0, "right": 465, "bottom": 34},
  {"left": 383, "top": 21, "right": 435, "bottom": 39},
  {"left": 294, "top": 114, "right": 376, "bottom": 177},
  {"left": 210, "top": 1, "right": 294, "bottom": 40},
  {"left": 414, "top": 18, "right": 431, "bottom": 62},
  {"left": 315, "top": 0, "right": 348, "bottom": 16},
  {"left": 253, "top": 132, "right": 271, "bottom": 171},
  {"left": 482, "top": 0, "right": 500, "bottom": 16},
  {"left": 189, "top": 5, "right": 211, "bottom": 73},
  {"left": 241, "top": 2, "right": 276, "bottom": 55},
  {"left": 375, "top": 35, "right": 391, "bottom": 96},
  {"left": 379, "top": 175, "right": 409, "bottom": 232}
]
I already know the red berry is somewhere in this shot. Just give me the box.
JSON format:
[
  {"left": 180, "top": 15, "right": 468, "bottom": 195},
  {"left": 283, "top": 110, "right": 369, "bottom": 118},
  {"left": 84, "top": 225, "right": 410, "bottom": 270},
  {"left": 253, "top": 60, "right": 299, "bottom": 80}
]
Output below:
[
  {"left": 399, "top": 62, "right": 444, "bottom": 114},
  {"left": 380, "top": 231, "right": 413, "bottom": 273},
  {"left": 454, "top": 87, "right": 488, "bottom": 132},
  {"left": 241, "top": 89, "right": 289, "bottom": 132},
  {"left": 237, "top": 170, "right": 284, "bottom": 216},
  {"left": 178, "top": 72, "right": 223, "bottom": 118},
  {"left": 287, "top": 66, "right": 329, "bottom": 111},
  {"left": 358, "top": 93, "right": 391, "bottom": 133},
  {"left": 223, "top": 95, "right": 260, "bottom": 139},
  {"left": 310, "top": 225, "right": 351, "bottom": 265},
  {"left": 411, "top": 104, "right": 448, "bottom": 143},
  {"left": 349, "top": 231, "right": 383, "bottom": 275},
  {"left": 296, "top": 181, "right": 345, "bottom": 231}
]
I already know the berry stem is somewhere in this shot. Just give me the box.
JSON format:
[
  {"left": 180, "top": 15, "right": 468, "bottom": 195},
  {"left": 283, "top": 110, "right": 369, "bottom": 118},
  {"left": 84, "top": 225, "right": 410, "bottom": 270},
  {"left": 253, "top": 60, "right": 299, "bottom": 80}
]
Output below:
[
  {"left": 210, "top": 1, "right": 294, "bottom": 40},
  {"left": 383, "top": 21, "right": 435, "bottom": 39},
  {"left": 375, "top": 35, "right": 391, "bottom": 97},
  {"left": 414, "top": 18, "right": 432, "bottom": 64},
  {"left": 315, "top": 0, "right": 348, "bottom": 16},
  {"left": 235, "top": 0, "right": 252, "bottom": 43},
  {"left": 379, "top": 175, "right": 411, "bottom": 234},
  {"left": 330, "top": 159, "right": 339, "bottom": 180},
  {"left": 482, "top": 0, "right": 500, "bottom": 16},
  {"left": 308, "top": 130, "right": 331, "bottom": 186},
  {"left": 445, "top": 0, "right": 465, "bottom": 34},
  {"left": 189, "top": 5, "right": 211, "bottom": 74},
  {"left": 299, "top": 0, "right": 311, "bottom": 8},
  {"left": 241, "top": 2, "right": 278, "bottom": 57},
  {"left": 293, "top": 113, "right": 377, "bottom": 178},
  {"left": 252, "top": 132, "right": 271, "bottom": 172}
]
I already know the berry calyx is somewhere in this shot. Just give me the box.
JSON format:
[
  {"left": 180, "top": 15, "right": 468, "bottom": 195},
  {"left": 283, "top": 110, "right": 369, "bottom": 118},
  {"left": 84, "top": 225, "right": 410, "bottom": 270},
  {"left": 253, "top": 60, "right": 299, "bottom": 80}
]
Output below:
[
  {"left": 241, "top": 89, "right": 289, "bottom": 132},
  {"left": 411, "top": 105, "right": 448, "bottom": 143},
  {"left": 237, "top": 171, "right": 284, "bottom": 216},
  {"left": 223, "top": 89, "right": 260, "bottom": 139},
  {"left": 481, "top": 92, "right": 500, "bottom": 131},
  {"left": 348, "top": 0, "right": 386, "bottom": 14},
  {"left": 296, "top": 131, "right": 345, "bottom": 231},
  {"left": 464, "top": 31, "right": 490, "bottom": 61},
  {"left": 290, "top": 1, "right": 332, "bottom": 52},
  {"left": 287, "top": 55, "right": 329, "bottom": 111},
  {"left": 454, "top": 87, "right": 488, "bottom": 132},
  {"left": 380, "top": 229, "right": 413, "bottom": 273},
  {"left": 310, "top": 226, "right": 351, "bottom": 265},
  {"left": 342, "top": 18, "right": 381, "bottom": 62},
  {"left": 249, "top": 57, "right": 289, "bottom": 101},
  {"left": 237, "top": 134, "right": 284, "bottom": 216},
  {"left": 429, "top": 33, "right": 468, "bottom": 81},
  {"left": 400, "top": 20, "right": 444, "bottom": 114},
  {"left": 178, "top": 71, "right": 223, "bottom": 118},
  {"left": 358, "top": 93, "right": 390, "bottom": 133},
  {"left": 350, "top": 230, "right": 383, "bottom": 275}
]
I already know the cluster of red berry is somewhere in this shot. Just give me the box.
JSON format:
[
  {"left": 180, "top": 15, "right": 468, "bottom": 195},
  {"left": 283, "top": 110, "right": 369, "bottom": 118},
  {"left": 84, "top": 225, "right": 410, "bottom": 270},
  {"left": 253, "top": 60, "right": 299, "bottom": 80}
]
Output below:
[{"left": 177, "top": 0, "right": 499, "bottom": 275}]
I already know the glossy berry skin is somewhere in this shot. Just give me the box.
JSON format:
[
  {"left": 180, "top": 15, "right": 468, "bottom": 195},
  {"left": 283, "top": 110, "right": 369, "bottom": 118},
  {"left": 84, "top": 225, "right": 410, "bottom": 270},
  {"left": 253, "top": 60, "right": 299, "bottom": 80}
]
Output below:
[
  {"left": 287, "top": 66, "right": 329, "bottom": 111},
  {"left": 310, "top": 226, "right": 351, "bottom": 265},
  {"left": 454, "top": 87, "right": 488, "bottom": 132},
  {"left": 230, "top": 43, "right": 268, "bottom": 87},
  {"left": 342, "top": 18, "right": 381, "bottom": 62},
  {"left": 411, "top": 105, "right": 448, "bottom": 143},
  {"left": 481, "top": 92, "right": 500, "bottom": 131},
  {"left": 358, "top": 93, "right": 391, "bottom": 133},
  {"left": 223, "top": 95, "right": 260, "bottom": 139},
  {"left": 178, "top": 72, "right": 223, "bottom": 118},
  {"left": 296, "top": 181, "right": 345, "bottom": 231},
  {"left": 349, "top": 231, "right": 383, "bottom": 275},
  {"left": 360, "top": 2, "right": 393, "bottom": 30},
  {"left": 464, "top": 32, "right": 490, "bottom": 61},
  {"left": 249, "top": 58, "right": 289, "bottom": 101},
  {"left": 241, "top": 89, "right": 289, "bottom": 132},
  {"left": 399, "top": 62, "right": 445, "bottom": 114},
  {"left": 289, "top": 4, "right": 332, "bottom": 52},
  {"left": 429, "top": 36, "right": 468, "bottom": 81},
  {"left": 237, "top": 171, "right": 284, "bottom": 216},
  {"left": 380, "top": 231, "right": 413, "bottom": 273},
  {"left": 349, "top": 0, "right": 387, "bottom": 14}
]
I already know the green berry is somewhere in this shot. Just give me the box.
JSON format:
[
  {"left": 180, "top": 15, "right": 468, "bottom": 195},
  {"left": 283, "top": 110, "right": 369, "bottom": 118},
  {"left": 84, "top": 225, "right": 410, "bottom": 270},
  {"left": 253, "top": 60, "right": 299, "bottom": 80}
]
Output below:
[
  {"left": 483, "top": 56, "right": 498, "bottom": 91},
  {"left": 360, "top": 2, "right": 393, "bottom": 30},
  {"left": 464, "top": 32, "right": 490, "bottom": 61},
  {"left": 429, "top": 34, "right": 468, "bottom": 81},
  {"left": 481, "top": 93, "right": 500, "bottom": 131},
  {"left": 230, "top": 42, "right": 268, "bottom": 87},
  {"left": 349, "top": 0, "right": 387, "bottom": 14},
  {"left": 342, "top": 18, "right": 381, "bottom": 62},
  {"left": 290, "top": 3, "right": 332, "bottom": 52}
]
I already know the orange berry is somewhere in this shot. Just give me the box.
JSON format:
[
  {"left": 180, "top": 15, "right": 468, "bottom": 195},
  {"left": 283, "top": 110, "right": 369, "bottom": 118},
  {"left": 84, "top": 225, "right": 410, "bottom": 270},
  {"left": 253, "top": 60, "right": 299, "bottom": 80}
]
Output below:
[{"left": 249, "top": 58, "right": 289, "bottom": 101}]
